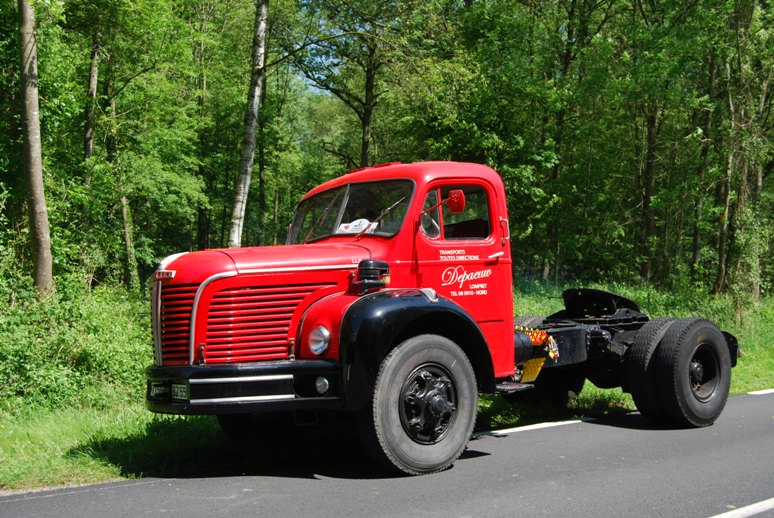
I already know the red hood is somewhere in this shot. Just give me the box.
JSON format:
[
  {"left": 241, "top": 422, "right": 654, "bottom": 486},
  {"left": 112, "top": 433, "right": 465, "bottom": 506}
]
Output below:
[
  {"left": 162, "top": 243, "right": 372, "bottom": 285},
  {"left": 221, "top": 243, "right": 372, "bottom": 273}
]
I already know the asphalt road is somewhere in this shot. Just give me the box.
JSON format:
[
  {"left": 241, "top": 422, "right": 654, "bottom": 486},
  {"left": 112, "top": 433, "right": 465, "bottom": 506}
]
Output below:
[{"left": 2, "top": 392, "right": 773, "bottom": 518}]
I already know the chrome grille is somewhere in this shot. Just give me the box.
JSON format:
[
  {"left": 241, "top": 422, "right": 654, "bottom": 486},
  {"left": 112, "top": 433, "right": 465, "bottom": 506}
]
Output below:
[
  {"left": 204, "top": 283, "right": 335, "bottom": 363},
  {"left": 158, "top": 283, "right": 198, "bottom": 365}
]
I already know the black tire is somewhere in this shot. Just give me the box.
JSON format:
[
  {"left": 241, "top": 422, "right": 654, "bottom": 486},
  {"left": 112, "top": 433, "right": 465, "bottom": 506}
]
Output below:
[
  {"left": 358, "top": 334, "right": 477, "bottom": 475},
  {"left": 655, "top": 318, "right": 732, "bottom": 428},
  {"left": 217, "top": 412, "right": 294, "bottom": 441},
  {"left": 627, "top": 318, "right": 676, "bottom": 423}
]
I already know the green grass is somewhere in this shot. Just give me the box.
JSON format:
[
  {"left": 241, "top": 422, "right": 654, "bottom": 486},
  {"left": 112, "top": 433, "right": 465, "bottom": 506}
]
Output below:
[
  {"left": 476, "top": 386, "right": 634, "bottom": 432},
  {"left": 1, "top": 282, "right": 772, "bottom": 492},
  {"left": 0, "top": 406, "right": 257, "bottom": 491}
]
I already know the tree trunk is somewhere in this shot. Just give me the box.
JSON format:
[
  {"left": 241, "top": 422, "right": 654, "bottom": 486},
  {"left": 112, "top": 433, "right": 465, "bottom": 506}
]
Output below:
[
  {"left": 84, "top": 29, "right": 101, "bottom": 165},
  {"left": 690, "top": 58, "right": 716, "bottom": 280},
  {"left": 120, "top": 192, "right": 139, "bottom": 291},
  {"left": 273, "top": 187, "right": 279, "bottom": 245},
  {"left": 359, "top": 45, "right": 378, "bottom": 168},
  {"left": 639, "top": 100, "right": 661, "bottom": 282},
  {"left": 713, "top": 146, "right": 733, "bottom": 295},
  {"left": 18, "top": 0, "right": 53, "bottom": 297},
  {"left": 257, "top": 85, "right": 267, "bottom": 245},
  {"left": 104, "top": 83, "right": 138, "bottom": 290},
  {"left": 80, "top": 28, "right": 101, "bottom": 282},
  {"left": 228, "top": 0, "right": 268, "bottom": 248},
  {"left": 195, "top": 6, "right": 210, "bottom": 251}
]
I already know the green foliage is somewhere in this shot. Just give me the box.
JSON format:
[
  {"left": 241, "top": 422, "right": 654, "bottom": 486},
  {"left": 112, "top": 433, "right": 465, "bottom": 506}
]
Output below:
[
  {"left": 3, "top": 0, "right": 771, "bottom": 296},
  {"left": 0, "top": 276, "right": 150, "bottom": 418}
]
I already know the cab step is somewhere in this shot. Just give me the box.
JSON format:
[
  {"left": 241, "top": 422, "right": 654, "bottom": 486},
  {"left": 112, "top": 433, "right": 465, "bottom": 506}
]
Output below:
[{"left": 495, "top": 382, "right": 534, "bottom": 394}]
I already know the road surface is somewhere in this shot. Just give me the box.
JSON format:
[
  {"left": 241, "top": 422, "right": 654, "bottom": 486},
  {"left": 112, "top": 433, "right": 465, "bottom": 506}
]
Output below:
[{"left": 2, "top": 391, "right": 773, "bottom": 518}]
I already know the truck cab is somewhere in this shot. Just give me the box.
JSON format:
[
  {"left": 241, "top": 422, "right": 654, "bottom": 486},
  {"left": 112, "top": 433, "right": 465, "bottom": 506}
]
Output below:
[{"left": 146, "top": 161, "right": 737, "bottom": 475}]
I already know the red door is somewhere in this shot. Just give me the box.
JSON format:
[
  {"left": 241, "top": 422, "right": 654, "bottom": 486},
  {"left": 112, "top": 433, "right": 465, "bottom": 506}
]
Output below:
[{"left": 413, "top": 179, "right": 515, "bottom": 377}]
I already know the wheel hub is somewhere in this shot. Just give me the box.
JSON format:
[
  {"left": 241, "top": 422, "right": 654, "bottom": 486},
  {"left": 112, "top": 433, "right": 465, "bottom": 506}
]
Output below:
[
  {"left": 400, "top": 365, "right": 458, "bottom": 444},
  {"left": 690, "top": 344, "right": 720, "bottom": 402},
  {"left": 690, "top": 361, "right": 704, "bottom": 384}
]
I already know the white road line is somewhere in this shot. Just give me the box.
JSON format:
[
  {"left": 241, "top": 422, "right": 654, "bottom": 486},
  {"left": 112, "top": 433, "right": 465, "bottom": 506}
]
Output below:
[
  {"left": 708, "top": 497, "right": 774, "bottom": 518},
  {"left": 748, "top": 389, "right": 774, "bottom": 395},
  {"left": 475, "top": 417, "right": 597, "bottom": 437}
]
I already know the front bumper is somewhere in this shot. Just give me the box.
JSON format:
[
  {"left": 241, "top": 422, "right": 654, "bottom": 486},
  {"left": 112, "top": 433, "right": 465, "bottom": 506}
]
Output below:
[{"left": 145, "top": 359, "right": 342, "bottom": 415}]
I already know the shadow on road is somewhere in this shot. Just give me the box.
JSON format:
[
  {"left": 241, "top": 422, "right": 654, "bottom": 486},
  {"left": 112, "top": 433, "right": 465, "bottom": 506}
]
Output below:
[
  {"left": 579, "top": 411, "right": 678, "bottom": 431},
  {"left": 68, "top": 414, "right": 405, "bottom": 481},
  {"left": 66, "top": 400, "right": 646, "bottom": 484}
]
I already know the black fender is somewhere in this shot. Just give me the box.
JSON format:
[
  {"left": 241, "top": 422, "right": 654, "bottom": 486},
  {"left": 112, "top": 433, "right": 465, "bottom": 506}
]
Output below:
[{"left": 339, "top": 289, "right": 495, "bottom": 412}]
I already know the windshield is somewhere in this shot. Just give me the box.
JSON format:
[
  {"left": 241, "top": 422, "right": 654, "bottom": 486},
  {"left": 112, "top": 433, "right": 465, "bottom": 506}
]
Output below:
[{"left": 287, "top": 180, "right": 414, "bottom": 244}]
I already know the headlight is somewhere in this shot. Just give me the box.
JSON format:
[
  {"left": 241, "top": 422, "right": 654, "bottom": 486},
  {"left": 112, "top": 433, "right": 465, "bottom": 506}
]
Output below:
[
  {"left": 308, "top": 325, "right": 330, "bottom": 355},
  {"left": 315, "top": 377, "right": 330, "bottom": 395}
]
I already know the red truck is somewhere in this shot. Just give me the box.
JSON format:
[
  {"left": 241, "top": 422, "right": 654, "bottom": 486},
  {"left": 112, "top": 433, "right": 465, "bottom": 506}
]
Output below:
[{"left": 146, "top": 161, "right": 739, "bottom": 474}]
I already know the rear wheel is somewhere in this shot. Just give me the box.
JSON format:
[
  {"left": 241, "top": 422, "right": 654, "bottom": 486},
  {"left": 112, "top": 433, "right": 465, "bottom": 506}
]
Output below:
[
  {"left": 655, "top": 318, "right": 732, "bottom": 427},
  {"left": 358, "top": 334, "right": 477, "bottom": 475},
  {"left": 627, "top": 318, "right": 676, "bottom": 423}
]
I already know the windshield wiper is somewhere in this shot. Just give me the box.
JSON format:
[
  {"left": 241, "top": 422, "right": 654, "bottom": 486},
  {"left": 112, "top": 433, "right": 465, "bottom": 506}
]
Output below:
[{"left": 356, "top": 195, "right": 407, "bottom": 239}]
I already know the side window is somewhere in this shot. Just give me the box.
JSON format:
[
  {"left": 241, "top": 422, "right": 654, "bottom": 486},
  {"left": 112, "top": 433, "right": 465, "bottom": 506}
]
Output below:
[
  {"left": 441, "top": 185, "right": 490, "bottom": 240},
  {"left": 420, "top": 190, "right": 441, "bottom": 239}
]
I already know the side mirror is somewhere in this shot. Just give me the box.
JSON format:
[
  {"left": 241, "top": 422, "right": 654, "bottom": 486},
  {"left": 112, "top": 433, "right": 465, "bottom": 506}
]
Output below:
[
  {"left": 446, "top": 189, "right": 465, "bottom": 213},
  {"left": 420, "top": 189, "right": 467, "bottom": 218}
]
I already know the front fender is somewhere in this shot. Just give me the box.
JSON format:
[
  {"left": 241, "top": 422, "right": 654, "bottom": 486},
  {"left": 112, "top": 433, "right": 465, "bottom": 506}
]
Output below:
[{"left": 339, "top": 289, "right": 494, "bottom": 411}]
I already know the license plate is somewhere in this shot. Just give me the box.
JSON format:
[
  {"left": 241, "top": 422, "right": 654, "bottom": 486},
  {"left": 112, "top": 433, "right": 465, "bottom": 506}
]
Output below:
[
  {"left": 149, "top": 383, "right": 169, "bottom": 398},
  {"left": 171, "top": 383, "right": 189, "bottom": 400}
]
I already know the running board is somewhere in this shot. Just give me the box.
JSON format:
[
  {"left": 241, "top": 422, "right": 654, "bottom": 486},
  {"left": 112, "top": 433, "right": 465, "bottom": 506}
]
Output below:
[{"left": 495, "top": 382, "right": 535, "bottom": 394}]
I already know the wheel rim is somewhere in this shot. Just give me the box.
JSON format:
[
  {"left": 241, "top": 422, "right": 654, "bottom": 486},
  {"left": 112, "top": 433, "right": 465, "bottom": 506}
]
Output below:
[
  {"left": 689, "top": 343, "right": 721, "bottom": 402},
  {"left": 399, "top": 363, "right": 458, "bottom": 444}
]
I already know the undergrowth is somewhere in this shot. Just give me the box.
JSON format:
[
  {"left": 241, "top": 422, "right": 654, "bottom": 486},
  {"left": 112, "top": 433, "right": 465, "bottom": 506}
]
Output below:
[{"left": 0, "top": 276, "right": 150, "bottom": 419}]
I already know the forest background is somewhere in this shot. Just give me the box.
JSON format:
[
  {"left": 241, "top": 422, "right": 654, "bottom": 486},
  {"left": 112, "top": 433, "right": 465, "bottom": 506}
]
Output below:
[{"left": 0, "top": 0, "right": 772, "bottom": 489}]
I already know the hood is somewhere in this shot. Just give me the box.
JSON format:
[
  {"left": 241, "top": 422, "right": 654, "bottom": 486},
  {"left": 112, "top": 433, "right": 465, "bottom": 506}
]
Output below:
[
  {"left": 161, "top": 243, "right": 372, "bottom": 285},
  {"left": 222, "top": 243, "right": 372, "bottom": 273}
]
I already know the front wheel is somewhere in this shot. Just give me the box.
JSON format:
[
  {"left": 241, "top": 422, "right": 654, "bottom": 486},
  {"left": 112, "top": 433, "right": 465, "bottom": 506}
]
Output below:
[
  {"left": 358, "top": 334, "right": 477, "bottom": 475},
  {"left": 655, "top": 318, "right": 732, "bottom": 427}
]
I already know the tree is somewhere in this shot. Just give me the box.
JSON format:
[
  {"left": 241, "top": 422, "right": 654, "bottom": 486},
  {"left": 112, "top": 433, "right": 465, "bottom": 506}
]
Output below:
[
  {"left": 17, "top": 0, "right": 53, "bottom": 297},
  {"left": 719, "top": 0, "right": 771, "bottom": 306},
  {"left": 292, "top": 0, "right": 405, "bottom": 168},
  {"left": 228, "top": 0, "right": 268, "bottom": 248}
]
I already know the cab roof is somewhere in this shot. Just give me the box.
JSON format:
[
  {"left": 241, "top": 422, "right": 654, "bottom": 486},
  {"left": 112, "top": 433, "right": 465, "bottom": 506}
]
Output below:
[{"left": 302, "top": 161, "right": 502, "bottom": 201}]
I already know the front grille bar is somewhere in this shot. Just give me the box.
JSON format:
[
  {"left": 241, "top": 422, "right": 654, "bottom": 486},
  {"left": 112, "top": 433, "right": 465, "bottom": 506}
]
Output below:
[
  {"left": 152, "top": 280, "right": 162, "bottom": 366},
  {"left": 189, "top": 271, "right": 238, "bottom": 364}
]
